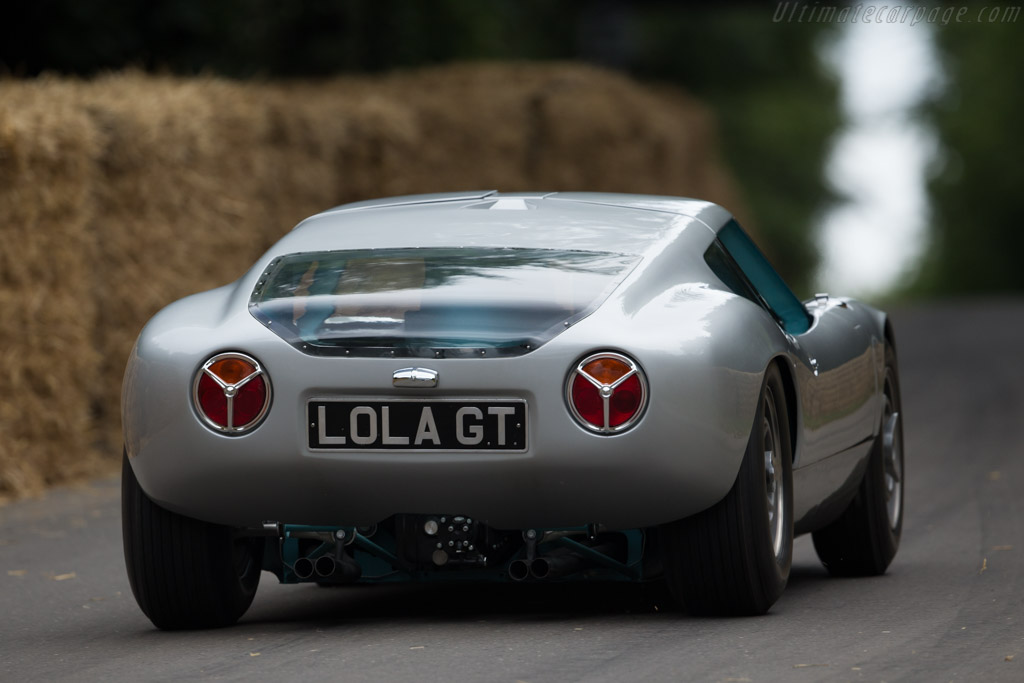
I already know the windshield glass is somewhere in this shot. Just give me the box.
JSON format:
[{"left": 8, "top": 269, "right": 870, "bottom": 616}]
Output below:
[{"left": 250, "top": 248, "right": 640, "bottom": 357}]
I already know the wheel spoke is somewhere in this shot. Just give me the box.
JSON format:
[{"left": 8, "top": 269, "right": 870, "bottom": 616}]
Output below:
[
  {"left": 761, "top": 390, "right": 785, "bottom": 561},
  {"left": 881, "top": 386, "right": 903, "bottom": 531},
  {"left": 884, "top": 455, "right": 901, "bottom": 483}
]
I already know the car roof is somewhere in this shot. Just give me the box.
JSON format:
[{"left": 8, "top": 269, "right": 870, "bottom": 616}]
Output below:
[{"left": 269, "top": 191, "right": 733, "bottom": 258}]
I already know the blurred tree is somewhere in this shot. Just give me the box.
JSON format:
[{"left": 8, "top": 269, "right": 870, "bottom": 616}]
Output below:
[
  {"left": 627, "top": 6, "right": 839, "bottom": 295},
  {"left": 0, "top": 0, "right": 837, "bottom": 293},
  {"left": 913, "top": 19, "right": 1024, "bottom": 295}
]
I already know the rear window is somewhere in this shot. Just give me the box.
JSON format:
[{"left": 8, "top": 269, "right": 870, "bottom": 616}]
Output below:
[{"left": 250, "top": 248, "right": 640, "bottom": 357}]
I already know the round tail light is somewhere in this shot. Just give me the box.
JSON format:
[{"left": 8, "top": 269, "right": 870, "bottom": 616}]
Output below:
[
  {"left": 193, "top": 352, "right": 271, "bottom": 434},
  {"left": 566, "top": 352, "right": 647, "bottom": 433}
]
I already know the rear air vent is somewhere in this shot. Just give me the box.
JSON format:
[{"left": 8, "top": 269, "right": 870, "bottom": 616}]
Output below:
[{"left": 467, "top": 198, "right": 533, "bottom": 211}]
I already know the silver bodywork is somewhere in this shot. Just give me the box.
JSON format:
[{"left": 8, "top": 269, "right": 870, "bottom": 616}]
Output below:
[{"left": 123, "top": 192, "right": 888, "bottom": 532}]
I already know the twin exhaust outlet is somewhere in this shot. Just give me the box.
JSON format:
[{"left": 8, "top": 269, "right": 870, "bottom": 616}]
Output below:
[
  {"left": 293, "top": 553, "right": 362, "bottom": 582},
  {"left": 508, "top": 543, "right": 615, "bottom": 582}
]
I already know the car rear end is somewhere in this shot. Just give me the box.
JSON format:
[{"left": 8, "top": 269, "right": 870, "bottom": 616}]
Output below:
[{"left": 120, "top": 194, "right": 769, "bottom": 627}]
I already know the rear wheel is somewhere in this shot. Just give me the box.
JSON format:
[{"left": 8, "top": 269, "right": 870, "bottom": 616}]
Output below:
[
  {"left": 812, "top": 345, "right": 903, "bottom": 575},
  {"left": 661, "top": 364, "right": 793, "bottom": 615},
  {"left": 121, "top": 451, "right": 263, "bottom": 629}
]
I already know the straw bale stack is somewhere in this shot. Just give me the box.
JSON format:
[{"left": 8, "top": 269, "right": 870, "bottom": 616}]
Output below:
[
  {"left": 0, "top": 78, "right": 104, "bottom": 495},
  {"left": 0, "top": 63, "right": 742, "bottom": 500}
]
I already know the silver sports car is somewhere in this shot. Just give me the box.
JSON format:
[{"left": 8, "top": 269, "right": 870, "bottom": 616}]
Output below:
[{"left": 122, "top": 191, "right": 904, "bottom": 629}]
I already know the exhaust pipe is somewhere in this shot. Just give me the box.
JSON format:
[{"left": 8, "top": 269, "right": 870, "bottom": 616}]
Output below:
[
  {"left": 313, "top": 554, "right": 362, "bottom": 582},
  {"left": 511, "top": 539, "right": 623, "bottom": 582},
  {"left": 528, "top": 542, "right": 621, "bottom": 581},
  {"left": 529, "top": 551, "right": 585, "bottom": 581},
  {"left": 508, "top": 559, "right": 530, "bottom": 582},
  {"left": 293, "top": 556, "right": 315, "bottom": 580}
]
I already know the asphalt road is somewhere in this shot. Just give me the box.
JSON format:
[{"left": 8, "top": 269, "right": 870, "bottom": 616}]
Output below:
[{"left": 2, "top": 300, "right": 1022, "bottom": 682}]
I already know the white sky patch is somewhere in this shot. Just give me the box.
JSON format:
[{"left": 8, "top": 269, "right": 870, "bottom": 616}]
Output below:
[{"left": 815, "top": 4, "right": 942, "bottom": 298}]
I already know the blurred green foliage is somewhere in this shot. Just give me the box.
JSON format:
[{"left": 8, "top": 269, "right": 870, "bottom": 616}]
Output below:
[
  {"left": 1, "top": 0, "right": 839, "bottom": 295},
  {"left": 628, "top": 7, "right": 839, "bottom": 295},
  {"left": 913, "top": 19, "right": 1024, "bottom": 295}
]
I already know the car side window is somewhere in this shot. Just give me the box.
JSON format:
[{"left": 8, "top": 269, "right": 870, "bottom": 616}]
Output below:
[
  {"left": 716, "top": 220, "right": 811, "bottom": 335},
  {"left": 704, "top": 240, "right": 762, "bottom": 308}
]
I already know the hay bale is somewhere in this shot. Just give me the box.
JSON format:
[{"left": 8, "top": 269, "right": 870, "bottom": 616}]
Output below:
[
  {"left": 0, "top": 78, "right": 103, "bottom": 497},
  {"left": 0, "top": 64, "right": 742, "bottom": 500}
]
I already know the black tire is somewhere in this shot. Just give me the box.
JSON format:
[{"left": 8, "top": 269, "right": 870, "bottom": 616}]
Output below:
[
  {"left": 812, "top": 344, "right": 903, "bottom": 575},
  {"left": 121, "top": 451, "right": 263, "bottom": 629},
  {"left": 660, "top": 363, "right": 794, "bottom": 616}
]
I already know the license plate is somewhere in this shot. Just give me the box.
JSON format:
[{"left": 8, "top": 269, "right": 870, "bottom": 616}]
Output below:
[{"left": 308, "top": 400, "right": 527, "bottom": 451}]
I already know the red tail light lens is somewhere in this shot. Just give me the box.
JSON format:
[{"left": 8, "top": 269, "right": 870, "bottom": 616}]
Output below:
[
  {"left": 608, "top": 374, "right": 643, "bottom": 427},
  {"left": 232, "top": 376, "right": 268, "bottom": 426},
  {"left": 566, "top": 352, "right": 647, "bottom": 433},
  {"left": 193, "top": 352, "right": 271, "bottom": 434},
  {"left": 196, "top": 373, "right": 230, "bottom": 426},
  {"left": 571, "top": 374, "right": 605, "bottom": 425}
]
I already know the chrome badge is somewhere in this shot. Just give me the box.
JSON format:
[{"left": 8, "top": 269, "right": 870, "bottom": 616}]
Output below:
[{"left": 392, "top": 367, "right": 439, "bottom": 388}]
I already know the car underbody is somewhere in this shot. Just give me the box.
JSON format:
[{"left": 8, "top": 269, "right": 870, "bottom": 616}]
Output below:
[{"left": 259, "top": 516, "right": 650, "bottom": 586}]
